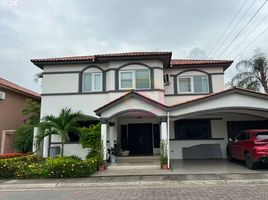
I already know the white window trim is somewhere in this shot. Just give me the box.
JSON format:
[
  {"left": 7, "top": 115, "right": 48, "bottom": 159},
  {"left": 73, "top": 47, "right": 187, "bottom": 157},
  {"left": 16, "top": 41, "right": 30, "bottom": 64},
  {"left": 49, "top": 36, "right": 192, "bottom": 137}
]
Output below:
[
  {"left": 193, "top": 75, "right": 209, "bottom": 93},
  {"left": 119, "top": 70, "right": 151, "bottom": 90},
  {"left": 82, "top": 72, "right": 103, "bottom": 92},
  {"left": 177, "top": 75, "right": 209, "bottom": 94},
  {"left": 177, "top": 76, "right": 193, "bottom": 94}
]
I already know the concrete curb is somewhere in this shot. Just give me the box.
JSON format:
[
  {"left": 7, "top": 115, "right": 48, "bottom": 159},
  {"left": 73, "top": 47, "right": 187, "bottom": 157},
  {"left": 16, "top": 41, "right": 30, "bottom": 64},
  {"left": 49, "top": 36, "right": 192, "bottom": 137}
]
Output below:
[{"left": 1, "top": 179, "right": 268, "bottom": 189}]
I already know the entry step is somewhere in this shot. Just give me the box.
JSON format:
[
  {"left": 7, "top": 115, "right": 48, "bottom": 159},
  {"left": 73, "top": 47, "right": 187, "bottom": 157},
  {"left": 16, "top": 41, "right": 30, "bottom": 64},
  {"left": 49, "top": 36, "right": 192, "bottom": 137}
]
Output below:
[{"left": 107, "top": 164, "right": 160, "bottom": 170}]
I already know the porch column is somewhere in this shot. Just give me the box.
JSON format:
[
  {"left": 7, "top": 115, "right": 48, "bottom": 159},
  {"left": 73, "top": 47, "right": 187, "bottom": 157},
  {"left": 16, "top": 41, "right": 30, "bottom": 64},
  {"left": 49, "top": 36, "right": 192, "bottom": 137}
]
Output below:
[
  {"left": 101, "top": 119, "right": 108, "bottom": 160},
  {"left": 109, "top": 122, "right": 115, "bottom": 148},
  {"left": 43, "top": 136, "right": 49, "bottom": 158},
  {"left": 32, "top": 127, "right": 39, "bottom": 153},
  {"left": 160, "top": 118, "right": 168, "bottom": 141},
  {"left": 160, "top": 117, "right": 169, "bottom": 169}
]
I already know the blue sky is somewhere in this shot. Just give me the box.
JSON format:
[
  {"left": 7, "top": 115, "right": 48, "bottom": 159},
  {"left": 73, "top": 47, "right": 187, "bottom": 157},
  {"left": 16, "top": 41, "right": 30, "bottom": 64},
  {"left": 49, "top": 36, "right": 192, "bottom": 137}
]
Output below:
[{"left": 1, "top": 0, "right": 268, "bottom": 92}]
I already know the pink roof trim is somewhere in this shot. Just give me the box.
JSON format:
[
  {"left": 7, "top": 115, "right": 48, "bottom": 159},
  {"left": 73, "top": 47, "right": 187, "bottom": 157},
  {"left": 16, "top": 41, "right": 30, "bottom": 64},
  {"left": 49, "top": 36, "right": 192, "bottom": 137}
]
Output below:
[{"left": 0, "top": 77, "right": 40, "bottom": 100}]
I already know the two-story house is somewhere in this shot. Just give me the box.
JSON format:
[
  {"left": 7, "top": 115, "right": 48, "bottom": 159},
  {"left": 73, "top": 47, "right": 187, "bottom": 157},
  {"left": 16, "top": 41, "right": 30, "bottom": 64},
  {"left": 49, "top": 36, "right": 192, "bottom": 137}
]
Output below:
[{"left": 31, "top": 52, "right": 268, "bottom": 167}]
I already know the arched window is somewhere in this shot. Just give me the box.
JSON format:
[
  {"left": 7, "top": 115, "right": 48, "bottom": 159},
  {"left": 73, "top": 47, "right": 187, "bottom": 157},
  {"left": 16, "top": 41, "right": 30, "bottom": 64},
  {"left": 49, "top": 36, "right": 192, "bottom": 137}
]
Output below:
[
  {"left": 177, "top": 70, "right": 209, "bottom": 94},
  {"left": 118, "top": 64, "right": 151, "bottom": 90},
  {"left": 82, "top": 67, "right": 103, "bottom": 92}
]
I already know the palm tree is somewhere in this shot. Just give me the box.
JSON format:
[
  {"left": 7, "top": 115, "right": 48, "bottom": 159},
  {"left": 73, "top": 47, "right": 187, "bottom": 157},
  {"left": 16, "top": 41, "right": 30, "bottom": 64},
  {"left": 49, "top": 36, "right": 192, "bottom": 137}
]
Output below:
[
  {"left": 229, "top": 52, "right": 268, "bottom": 94},
  {"left": 37, "top": 108, "right": 83, "bottom": 156}
]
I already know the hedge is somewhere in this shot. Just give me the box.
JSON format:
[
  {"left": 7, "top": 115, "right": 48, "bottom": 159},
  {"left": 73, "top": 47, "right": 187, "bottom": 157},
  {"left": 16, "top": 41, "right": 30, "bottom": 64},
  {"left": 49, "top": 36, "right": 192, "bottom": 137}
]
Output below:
[
  {"left": 0, "top": 155, "right": 98, "bottom": 179},
  {"left": 0, "top": 155, "right": 43, "bottom": 179}
]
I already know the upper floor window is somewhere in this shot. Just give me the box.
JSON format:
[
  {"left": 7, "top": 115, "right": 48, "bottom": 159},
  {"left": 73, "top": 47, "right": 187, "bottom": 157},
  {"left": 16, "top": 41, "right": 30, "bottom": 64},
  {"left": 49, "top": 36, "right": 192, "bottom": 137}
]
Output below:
[
  {"left": 119, "top": 69, "right": 150, "bottom": 90},
  {"left": 178, "top": 75, "right": 209, "bottom": 94},
  {"left": 83, "top": 72, "right": 102, "bottom": 92}
]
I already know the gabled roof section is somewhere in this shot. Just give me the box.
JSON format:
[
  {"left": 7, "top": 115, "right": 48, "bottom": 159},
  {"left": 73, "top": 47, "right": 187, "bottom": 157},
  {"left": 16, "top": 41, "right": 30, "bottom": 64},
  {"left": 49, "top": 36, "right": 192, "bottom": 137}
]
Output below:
[
  {"left": 0, "top": 77, "right": 40, "bottom": 100},
  {"left": 170, "top": 59, "right": 233, "bottom": 71},
  {"left": 170, "top": 87, "right": 268, "bottom": 109},
  {"left": 94, "top": 90, "right": 168, "bottom": 116},
  {"left": 31, "top": 52, "right": 172, "bottom": 69},
  {"left": 95, "top": 87, "right": 268, "bottom": 116}
]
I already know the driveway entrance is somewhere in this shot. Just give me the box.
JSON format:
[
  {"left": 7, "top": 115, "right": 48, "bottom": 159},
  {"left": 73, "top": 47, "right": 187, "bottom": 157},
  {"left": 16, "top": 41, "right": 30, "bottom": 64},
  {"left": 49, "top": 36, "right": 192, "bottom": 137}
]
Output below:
[{"left": 94, "top": 159, "right": 268, "bottom": 176}]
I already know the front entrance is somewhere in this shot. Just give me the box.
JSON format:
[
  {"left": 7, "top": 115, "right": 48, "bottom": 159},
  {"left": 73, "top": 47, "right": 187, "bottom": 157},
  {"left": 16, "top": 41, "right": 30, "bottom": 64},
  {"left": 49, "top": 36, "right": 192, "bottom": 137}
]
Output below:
[{"left": 121, "top": 123, "right": 153, "bottom": 156}]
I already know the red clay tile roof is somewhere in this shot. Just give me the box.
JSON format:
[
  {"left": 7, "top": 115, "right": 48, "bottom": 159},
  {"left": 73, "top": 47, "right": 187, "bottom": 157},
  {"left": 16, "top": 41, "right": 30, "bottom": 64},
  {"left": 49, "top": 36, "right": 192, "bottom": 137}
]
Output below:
[
  {"left": 0, "top": 77, "right": 41, "bottom": 100},
  {"left": 31, "top": 52, "right": 233, "bottom": 70},
  {"left": 31, "top": 55, "right": 95, "bottom": 62},
  {"left": 31, "top": 52, "right": 172, "bottom": 63},
  {"left": 170, "top": 59, "right": 233, "bottom": 66},
  {"left": 95, "top": 52, "right": 172, "bottom": 58}
]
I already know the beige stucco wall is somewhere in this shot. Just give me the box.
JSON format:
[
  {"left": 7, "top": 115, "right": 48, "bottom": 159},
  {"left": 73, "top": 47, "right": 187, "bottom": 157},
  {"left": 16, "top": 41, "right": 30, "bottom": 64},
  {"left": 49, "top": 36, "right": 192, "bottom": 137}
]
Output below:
[
  {"left": 170, "top": 119, "right": 228, "bottom": 159},
  {"left": 42, "top": 73, "right": 79, "bottom": 93},
  {"left": 42, "top": 60, "right": 164, "bottom": 94}
]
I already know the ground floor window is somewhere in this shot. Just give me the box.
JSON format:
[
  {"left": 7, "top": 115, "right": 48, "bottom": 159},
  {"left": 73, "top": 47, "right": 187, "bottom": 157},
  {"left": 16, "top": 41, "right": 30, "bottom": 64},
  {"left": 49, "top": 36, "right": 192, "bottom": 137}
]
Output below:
[{"left": 174, "top": 119, "right": 211, "bottom": 140}]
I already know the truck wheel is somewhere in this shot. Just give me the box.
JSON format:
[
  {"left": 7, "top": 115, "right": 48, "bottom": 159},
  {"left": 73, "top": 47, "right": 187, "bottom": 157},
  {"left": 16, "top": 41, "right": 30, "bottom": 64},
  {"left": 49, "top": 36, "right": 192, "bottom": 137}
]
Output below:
[{"left": 245, "top": 153, "right": 257, "bottom": 169}]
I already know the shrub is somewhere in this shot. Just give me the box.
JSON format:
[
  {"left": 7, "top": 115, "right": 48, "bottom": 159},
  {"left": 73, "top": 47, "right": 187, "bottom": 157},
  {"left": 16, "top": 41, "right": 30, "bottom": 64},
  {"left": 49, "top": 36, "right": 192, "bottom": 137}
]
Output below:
[
  {"left": 79, "top": 124, "right": 101, "bottom": 150},
  {"left": 42, "top": 156, "right": 98, "bottom": 178},
  {"left": 0, "top": 155, "right": 43, "bottom": 179},
  {"left": 79, "top": 124, "right": 103, "bottom": 164},
  {"left": 14, "top": 124, "right": 34, "bottom": 153},
  {"left": 0, "top": 155, "right": 98, "bottom": 179}
]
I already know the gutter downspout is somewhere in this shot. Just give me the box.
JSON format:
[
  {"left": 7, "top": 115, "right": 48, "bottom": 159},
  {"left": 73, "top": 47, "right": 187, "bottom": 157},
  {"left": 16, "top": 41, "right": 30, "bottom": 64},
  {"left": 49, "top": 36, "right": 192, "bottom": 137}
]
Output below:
[{"left": 167, "top": 111, "right": 170, "bottom": 169}]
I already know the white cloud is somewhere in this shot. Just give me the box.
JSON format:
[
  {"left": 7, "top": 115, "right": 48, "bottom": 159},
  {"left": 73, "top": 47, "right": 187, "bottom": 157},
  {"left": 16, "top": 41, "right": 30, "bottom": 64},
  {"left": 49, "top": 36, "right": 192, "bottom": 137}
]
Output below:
[{"left": 0, "top": 0, "right": 268, "bottom": 92}]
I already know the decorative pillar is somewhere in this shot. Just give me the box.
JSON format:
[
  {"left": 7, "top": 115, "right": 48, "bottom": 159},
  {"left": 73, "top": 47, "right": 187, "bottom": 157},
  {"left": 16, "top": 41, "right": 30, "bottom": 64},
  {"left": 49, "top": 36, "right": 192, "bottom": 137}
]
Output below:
[
  {"left": 32, "top": 127, "right": 39, "bottom": 153},
  {"left": 43, "top": 136, "right": 49, "bottom": 158},
  {"left": 109, "top": 122, "right": 115, "bottom": 148},
  {"left": 160, "top": 117, "right": 169, "bottom": 169},
  {"left": 160, "top": 118, "right": 168, "bottom": 141},
  {"left": 101, "top": 119, "right": 108, "bottom": 160}
]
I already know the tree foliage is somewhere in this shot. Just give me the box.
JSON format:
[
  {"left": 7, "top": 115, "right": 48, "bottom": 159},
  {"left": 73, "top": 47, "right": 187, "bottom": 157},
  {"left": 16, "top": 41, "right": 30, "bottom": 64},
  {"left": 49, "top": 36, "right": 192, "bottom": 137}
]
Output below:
[
  {"left": 14, "top": 125, "right": 34, "bottom": 153},
  {"left": 13, "top": 99, "right": 40, "bottom": 153},
  {"left": 229, "top": 52, "right": 268, "bottom": 93},
  {"left": 22, "top": 99, "right": 40, "bottom": 126},
  {"left": 79, "top": 123, "right": 103, "bottom": 165},
  {"left": 36, "top": 108, "right": 84, "bottom": 156}
]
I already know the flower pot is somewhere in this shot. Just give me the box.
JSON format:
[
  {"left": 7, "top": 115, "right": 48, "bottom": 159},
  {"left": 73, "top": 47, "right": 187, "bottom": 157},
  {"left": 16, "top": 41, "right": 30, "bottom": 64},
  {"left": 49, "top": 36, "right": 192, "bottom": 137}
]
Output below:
[
  {"left": 98, "top": 165, "right": 105, "bottom": 171},
  {"left": 162, "top": 164, "right": 168, "bottom": 170},
  {"left": 122, "top": 150, "right": 130, "bottom": 157},
  {"left": 110, "top": 155, "right": 117, "bottom": 164}
]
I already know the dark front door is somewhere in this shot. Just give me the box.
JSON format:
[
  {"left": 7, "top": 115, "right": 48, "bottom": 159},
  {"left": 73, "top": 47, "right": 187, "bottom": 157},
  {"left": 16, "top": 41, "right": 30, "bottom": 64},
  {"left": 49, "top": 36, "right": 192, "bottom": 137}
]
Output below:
[{"left": 128, "top": 123, "right": 153, "bottom": 156}]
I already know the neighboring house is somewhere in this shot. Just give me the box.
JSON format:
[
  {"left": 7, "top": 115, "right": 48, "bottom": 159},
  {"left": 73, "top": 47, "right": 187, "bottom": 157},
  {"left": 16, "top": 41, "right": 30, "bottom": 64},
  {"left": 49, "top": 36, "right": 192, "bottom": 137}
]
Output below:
[
  {"left": 31, "top": 52, "right": 268, "bottom": 163},
  {"left": 0, "top": 77, "right": 41, "bottom": 153}
]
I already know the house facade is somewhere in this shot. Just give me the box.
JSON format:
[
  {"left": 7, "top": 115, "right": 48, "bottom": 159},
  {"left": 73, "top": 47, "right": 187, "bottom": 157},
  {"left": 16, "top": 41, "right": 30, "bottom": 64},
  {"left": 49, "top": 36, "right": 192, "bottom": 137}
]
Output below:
[
  {"left": 0, "top": 77, "right": 41, "bottom": 153},
  {"left": 31, "top": 52, "right": 268, "bottom": 165}
]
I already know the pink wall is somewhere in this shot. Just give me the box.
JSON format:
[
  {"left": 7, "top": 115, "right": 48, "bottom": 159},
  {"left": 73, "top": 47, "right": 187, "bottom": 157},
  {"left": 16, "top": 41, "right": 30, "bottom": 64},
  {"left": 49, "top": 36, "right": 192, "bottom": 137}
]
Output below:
[{"left": 0, "top": 88, "right": 40, "bottom": 153}]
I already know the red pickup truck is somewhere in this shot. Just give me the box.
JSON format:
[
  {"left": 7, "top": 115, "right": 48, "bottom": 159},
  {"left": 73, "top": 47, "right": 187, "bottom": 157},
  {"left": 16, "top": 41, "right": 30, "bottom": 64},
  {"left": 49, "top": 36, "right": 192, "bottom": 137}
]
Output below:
[{"left": 227, "top": 129, "right": 268, "bottom": 169}]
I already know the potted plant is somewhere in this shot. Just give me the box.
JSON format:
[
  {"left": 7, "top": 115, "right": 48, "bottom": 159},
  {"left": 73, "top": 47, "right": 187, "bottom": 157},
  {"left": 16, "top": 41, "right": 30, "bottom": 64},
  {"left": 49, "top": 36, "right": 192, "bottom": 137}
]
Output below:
[
  {"left": 108, "top": 144, "right": 121, "bottom": 164},
  {"left": 160, "top": 139, "right": 168, "bottom": 170}
]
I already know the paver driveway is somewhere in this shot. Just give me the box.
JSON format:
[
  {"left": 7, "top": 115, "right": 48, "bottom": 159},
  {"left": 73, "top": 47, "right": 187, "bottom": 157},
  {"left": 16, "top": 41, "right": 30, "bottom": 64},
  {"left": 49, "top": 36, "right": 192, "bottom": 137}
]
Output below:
[{"left": 1, "top": 184, "right": 268, "bottom": 200}]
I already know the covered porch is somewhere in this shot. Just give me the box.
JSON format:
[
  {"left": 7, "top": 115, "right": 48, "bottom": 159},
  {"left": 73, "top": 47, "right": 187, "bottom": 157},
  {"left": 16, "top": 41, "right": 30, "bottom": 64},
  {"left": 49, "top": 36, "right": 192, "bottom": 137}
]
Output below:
[
  {"left": 95, "top": 88, "right": 268, "bottom": 170},
  {"left": 94, "top": 91, "right": 170, "bottom": 169},
  {"left": 169, "top": 88, "right": 268, "bottom": 160}
]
